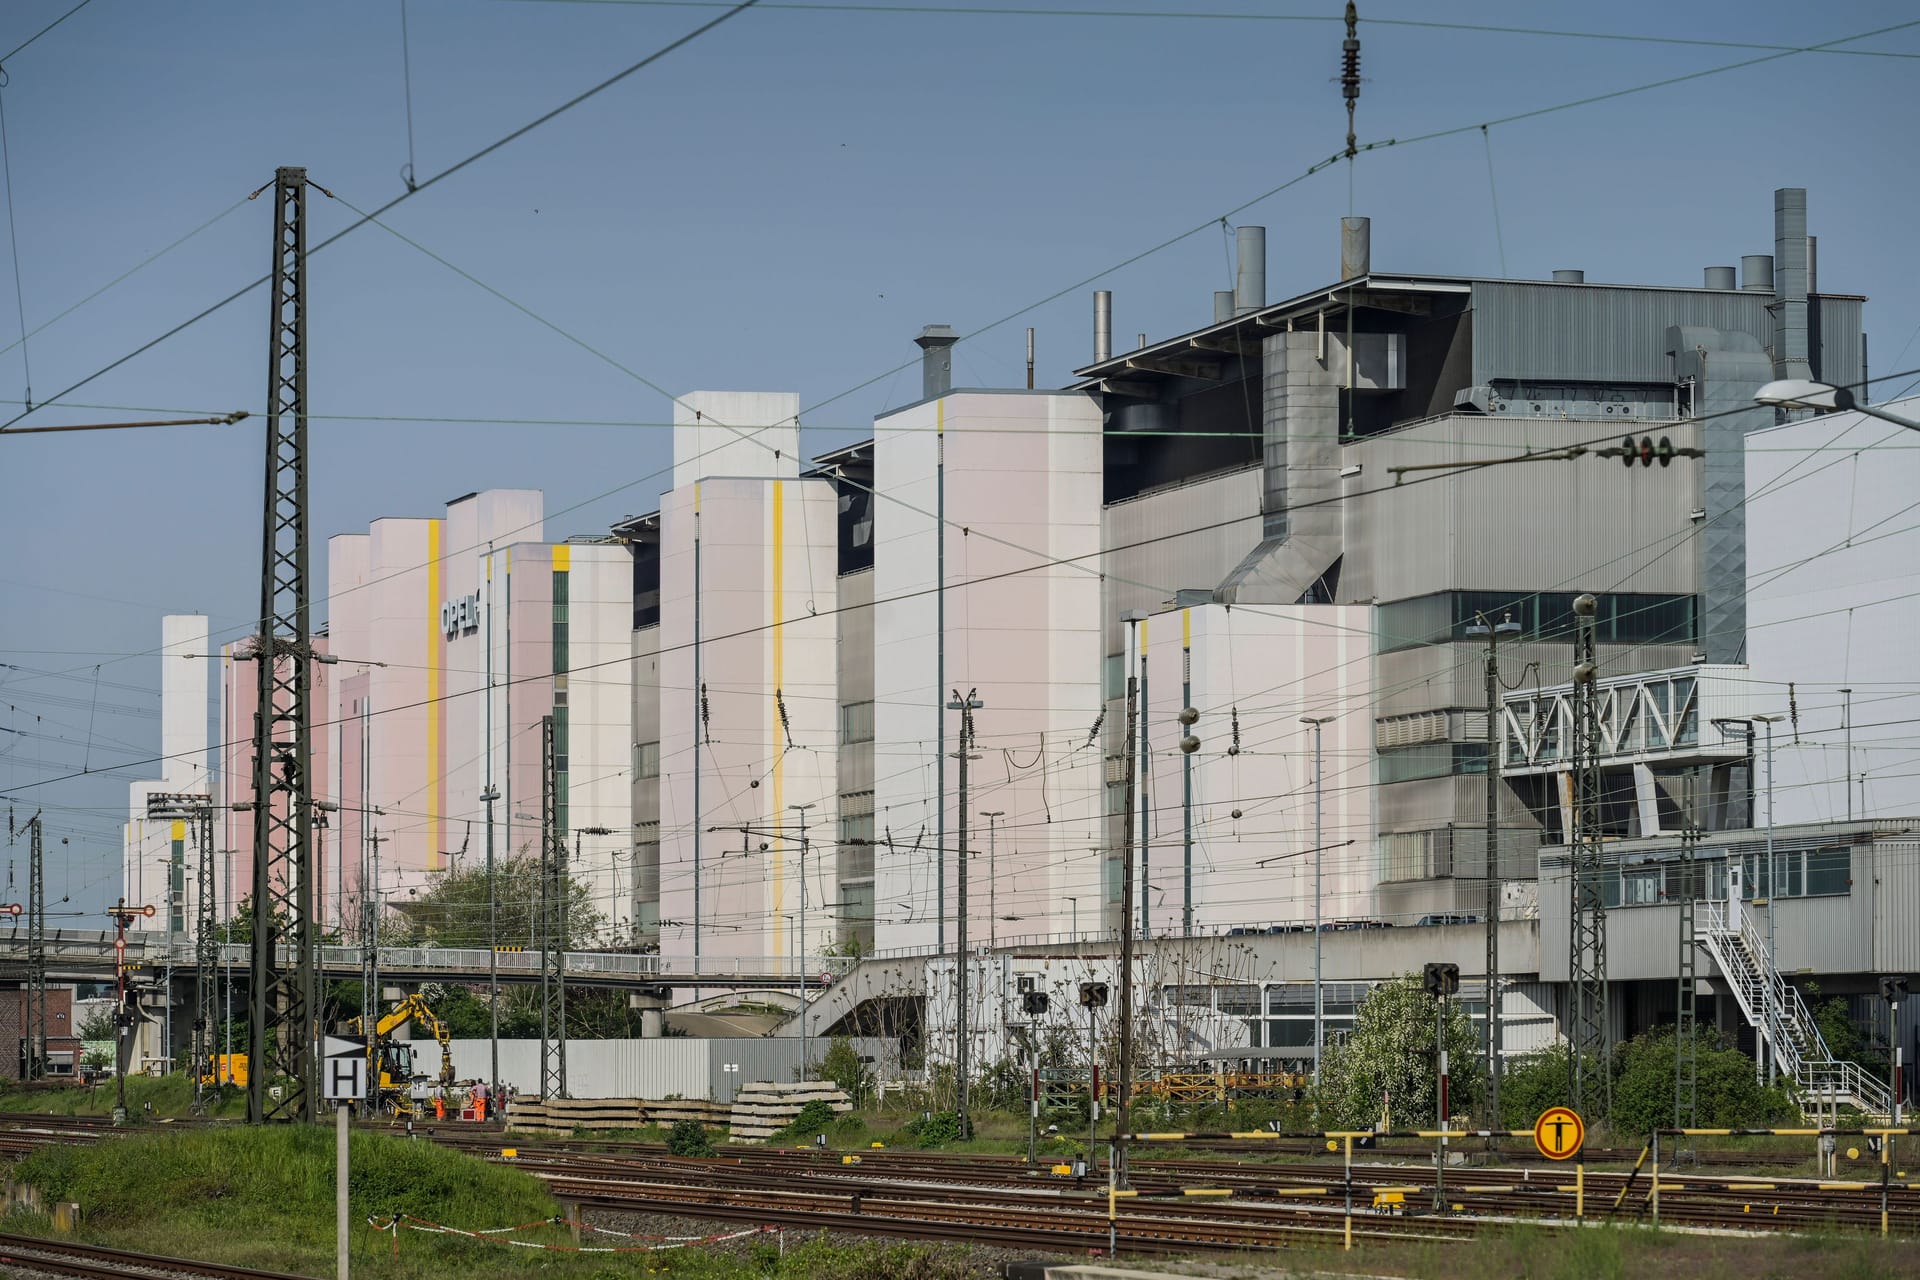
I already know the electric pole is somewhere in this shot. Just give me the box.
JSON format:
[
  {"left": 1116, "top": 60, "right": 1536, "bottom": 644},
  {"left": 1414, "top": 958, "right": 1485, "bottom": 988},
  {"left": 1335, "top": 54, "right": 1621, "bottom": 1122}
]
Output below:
[
  {"left": 538, "top": 715, "right": 567, "bottom": 1100},
  {"left": 787, "top": 803, "right": 815, "bottom": 1081},
  {"left": 981, "top": 811, "right": 1003, "bottom": 952},
  {"left": 1675, "top": 801, "right": 1700, "bottom": 1129},
  {"left": 948, "top": 689, "right": 981, "bottom": 1132},
  {"left": 245, "top": 165, "right": 333, "bottom": 1125},
  {"left": 1568, "top": 593, "right": 1610, "bottom": 1120},
  {"left": 146, "top": 794, "right": 216, "bottom": 1106},
  {"left": 25, "top": 814, "right": 44, "bottom": 1082},
  {"left": 481, "top": 784, "right": 500, "bottom": 1109},
  {"left": 1465, "top": 611, "right": 1518, "bottom": 1129},
  {"left": 1116, "top": 674, "right": 1138, "bottom": 1187}
]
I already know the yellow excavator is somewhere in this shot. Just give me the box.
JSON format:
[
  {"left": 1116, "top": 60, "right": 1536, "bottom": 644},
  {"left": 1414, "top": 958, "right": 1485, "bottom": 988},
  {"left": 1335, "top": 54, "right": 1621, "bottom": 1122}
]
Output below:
[{"left": 349, "top": 993, "right": 456, "bottom": 1116}]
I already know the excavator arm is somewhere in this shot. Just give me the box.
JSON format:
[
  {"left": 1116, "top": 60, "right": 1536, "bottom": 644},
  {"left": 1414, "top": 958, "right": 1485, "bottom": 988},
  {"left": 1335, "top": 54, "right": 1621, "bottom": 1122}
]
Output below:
[{"left": 369, "top": 994, "right": 456, "bottom": 1087}]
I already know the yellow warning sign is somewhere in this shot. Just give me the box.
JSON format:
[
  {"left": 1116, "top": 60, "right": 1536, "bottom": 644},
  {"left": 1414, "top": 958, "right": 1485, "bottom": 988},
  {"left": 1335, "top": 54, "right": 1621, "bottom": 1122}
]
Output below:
[{"left": 1533, "top": 1107, "right": 1584, "bottom": 1161}]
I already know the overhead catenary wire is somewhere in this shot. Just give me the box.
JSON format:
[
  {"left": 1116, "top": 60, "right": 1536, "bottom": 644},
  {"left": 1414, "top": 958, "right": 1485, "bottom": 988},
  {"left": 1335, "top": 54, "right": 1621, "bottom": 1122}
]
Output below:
[{"left": 0, "top": 76, "right": 28, "bottom": 408}]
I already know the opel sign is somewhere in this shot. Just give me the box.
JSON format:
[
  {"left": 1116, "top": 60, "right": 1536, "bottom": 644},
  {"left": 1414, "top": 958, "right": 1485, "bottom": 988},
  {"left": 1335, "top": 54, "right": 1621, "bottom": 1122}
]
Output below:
[{"left": 441, "top": 591, "right": 480, "bottom": 638}]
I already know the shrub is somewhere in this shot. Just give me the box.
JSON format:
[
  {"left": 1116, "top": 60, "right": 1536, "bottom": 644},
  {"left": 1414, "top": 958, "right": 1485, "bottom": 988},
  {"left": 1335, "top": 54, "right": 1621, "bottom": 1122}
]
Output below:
[
  {"left": 666, "top": 1117, "right": 715, "bottom": 1158},
  {"left": 1611, "top": 1026, "right": 1798, "bottom": 1138},
  {"left": 903, "top": 1110, "right": 963, "bottom": 1149},
  {"left": 1315, "top": 974, "right": 1483, "bottom": 1129},
  {"left": 819, "top": 1036, "right": 871, "bottom": 1103}
]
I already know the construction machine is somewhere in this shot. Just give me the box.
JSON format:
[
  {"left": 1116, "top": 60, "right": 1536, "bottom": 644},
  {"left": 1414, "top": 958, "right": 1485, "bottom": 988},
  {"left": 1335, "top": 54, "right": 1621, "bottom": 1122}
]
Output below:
[{"left": 349, "top": 993, "right": 456, "bottom": 1116}]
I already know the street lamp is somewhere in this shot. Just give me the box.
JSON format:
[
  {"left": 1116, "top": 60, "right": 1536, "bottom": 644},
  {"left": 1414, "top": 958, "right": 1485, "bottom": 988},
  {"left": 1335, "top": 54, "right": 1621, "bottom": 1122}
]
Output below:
[
  {"left": 1754, "top": 380, "right": 1920, "bottom": 433},
  {"left": 1300, "top": 714, "right": 1335, "bottom": 1086},
  {"left": 1713, "top": 713, "right": 1785, "bottom": 1084},
  {"left": 787, "top": 802, "right": 816, "bottom": 1082},
  {"left": 1464, "top": 610, "right": 1521, "bottom": 1128},
  {"left": 480, "top": 785, "right": 500, "bottom": 1117}
]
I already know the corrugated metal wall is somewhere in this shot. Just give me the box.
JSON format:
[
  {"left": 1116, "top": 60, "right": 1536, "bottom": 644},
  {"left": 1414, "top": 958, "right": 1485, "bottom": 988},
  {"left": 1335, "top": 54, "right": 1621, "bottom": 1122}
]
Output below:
[
  {"left": 1873, "top": 841, "right": 1920, "bottom": 972},
  {"left": 1470, "top": 283, "right": 1773, "bottom": 384},
  {"left": 448, "top": 1038, "right": 713, "bottom": 1099},
  {"left": 1344, "top": 416, "right": 1703, "bottom": 605},
  {"left": 1099, "top": 465, "right": 1261, "bottom": 657}
]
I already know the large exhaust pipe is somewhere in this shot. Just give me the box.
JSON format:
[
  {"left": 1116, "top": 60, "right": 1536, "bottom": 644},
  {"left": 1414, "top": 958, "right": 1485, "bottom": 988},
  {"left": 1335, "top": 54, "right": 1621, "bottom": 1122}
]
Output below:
[
  {"left": 1704, "top": 266, "right": 1736, "bottom": 290},
  {"left": 913, "top": 324, "right": 959, "bottom": 399},
  {"left": 1213, "top": 291, "right": 1235, "bottom": 324},
  {"left": 1773, "top": 188, "right": 1811, "bottom": 381},
  {"left": 1234, "top": 226, "right": 1266, "bottom": 315},
  {"left": 1741, "top": 254, "right": 1774, "bottom": 292},
  {"left": 1094, "top": 290, "right": 1112, "bottom": 363},
  {"left": 1341, "top": 216, "right": 1370, "bottom": 279}
]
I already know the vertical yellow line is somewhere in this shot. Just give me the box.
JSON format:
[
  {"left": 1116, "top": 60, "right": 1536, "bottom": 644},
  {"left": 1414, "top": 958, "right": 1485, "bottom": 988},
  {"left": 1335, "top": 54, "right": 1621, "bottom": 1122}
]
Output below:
[
  {"left": 771, "top": 480, "right": 786, "bottom": 956},
  {"left": 426, "top": 519, "right": 442, "bottom": 872},
  {"left": 1182, "top": 608, "right": 1191, "bottom": 649}
]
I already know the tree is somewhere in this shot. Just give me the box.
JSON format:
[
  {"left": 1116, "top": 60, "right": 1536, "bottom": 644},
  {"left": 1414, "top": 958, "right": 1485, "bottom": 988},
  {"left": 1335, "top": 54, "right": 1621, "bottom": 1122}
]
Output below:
[
  {"left": 1315, "top": 974, "right": 1483, "bottom": 1129},
  {"left": 77, "top": 1007, "right": 117, "bottom": 1042},
  {"left": 387, "top": 854, "right": 605, "bottom": 950},
  {"left": 820, "top": 1036, "right": 872, "bottom": 1106}
]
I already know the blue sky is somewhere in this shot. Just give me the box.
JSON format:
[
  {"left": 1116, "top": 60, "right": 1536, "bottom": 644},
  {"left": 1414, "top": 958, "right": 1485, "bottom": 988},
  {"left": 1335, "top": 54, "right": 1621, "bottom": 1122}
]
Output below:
[{"left": 2, "top": 0, "right": 1917, "bottom": 912}]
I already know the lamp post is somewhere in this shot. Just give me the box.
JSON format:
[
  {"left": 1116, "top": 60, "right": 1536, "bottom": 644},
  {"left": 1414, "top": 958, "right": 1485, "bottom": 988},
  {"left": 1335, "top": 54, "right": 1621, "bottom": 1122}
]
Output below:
[
  {"left": 981, "top": 811, "right": 1004, "bottom": 952},
  {"left": 788, "top": 802, "right": 816, "bottom": 1081},
  {"left": 1714, "top": 714, "right": 1784, "bottom": 1084},
  {"left": 480, "top": 785, "right": 500, "bottom": 1114},
  {"left": 1464, "top": 611, "right": 1520, "bottom": 1128},
  {"left": 1300, "top": 715, "right": 1334, "bottom": 1085},
  {"left": 946, "top": 689, "right": 982, "bottom": 1133},
  {"left": 1754, "top": 380, "right": 1920, "bottom": 433}
]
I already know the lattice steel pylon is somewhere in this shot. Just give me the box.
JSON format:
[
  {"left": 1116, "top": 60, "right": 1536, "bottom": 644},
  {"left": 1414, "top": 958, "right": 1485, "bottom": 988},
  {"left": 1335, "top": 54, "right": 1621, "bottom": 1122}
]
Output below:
[
  {"left": 1567, "top": 592, "right": 1610, "bottom": 1119},
  {"left": 145, "top": 793, "right": 216, "bottom": 1107},
  {"left": 1675, "top": 803, "right": 1700, "bottom": 1129},
  {"left": 26, "top": 814, "right": 45, "bottom": 1082},
  {"left": 247, "top": 166, "right": 324, "bottom": 1124},
  {"left": 538, "top": 715, "right": 568, "bottom": 1100}
]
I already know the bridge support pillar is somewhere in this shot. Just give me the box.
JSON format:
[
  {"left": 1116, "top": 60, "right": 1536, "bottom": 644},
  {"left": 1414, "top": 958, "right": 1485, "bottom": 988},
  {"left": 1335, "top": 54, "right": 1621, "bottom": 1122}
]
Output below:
[{"left": 629, "top": 986, "right": 671, "bottom": 1038}]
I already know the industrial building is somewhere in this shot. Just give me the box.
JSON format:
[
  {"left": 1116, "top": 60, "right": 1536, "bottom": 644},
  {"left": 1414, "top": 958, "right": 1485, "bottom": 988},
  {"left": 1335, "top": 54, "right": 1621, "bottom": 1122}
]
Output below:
[{"left": 114, "top": 185, "right": 1915, "bottom": 1108}]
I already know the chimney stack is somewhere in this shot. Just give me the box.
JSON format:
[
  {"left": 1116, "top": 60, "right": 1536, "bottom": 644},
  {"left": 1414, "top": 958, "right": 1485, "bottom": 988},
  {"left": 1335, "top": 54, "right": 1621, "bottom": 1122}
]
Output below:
[
  {"left": 1703, "top": 266, "right": 1736, "bottom": 290},
  {"left": 1094, "top": 291, "right": 1112, "bottom": 363},
  {"left": 913, "top": 324, "right": 959, "bottom": 400},
  {"left": 1341, "top": 216, "right": 1371, "bottom": 279},
  {"left": 1233, "top": 226, "right": 1266, "bottom": 315},
  {"left": 1213, "top": 291, "right": 1235, "bottom": 324}
]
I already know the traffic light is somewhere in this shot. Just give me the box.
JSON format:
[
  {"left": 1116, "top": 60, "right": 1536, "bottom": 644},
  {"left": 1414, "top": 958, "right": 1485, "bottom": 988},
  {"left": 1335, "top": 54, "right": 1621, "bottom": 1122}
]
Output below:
[
  {"left": 1078, "top": 981, "right": 1109, "bottom": 1009},
  {"left": 1423, "top": 962, "right": 1460, "bottom": 999},
  {"left": 1618, "top": 435, "right": 1677, "bottom": 468},
  {"left": 1880, "top": 975, "right": 1910, "bottom": 1004},
  {"left": 1022, "top": 990, "right": 1051, "bottom": 1017}
]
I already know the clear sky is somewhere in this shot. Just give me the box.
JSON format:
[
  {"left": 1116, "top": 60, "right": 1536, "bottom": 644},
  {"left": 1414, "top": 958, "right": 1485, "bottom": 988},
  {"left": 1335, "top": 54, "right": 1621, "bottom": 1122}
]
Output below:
[{"left": 2, "top": 0, "right": 1917, "bottom": 915}]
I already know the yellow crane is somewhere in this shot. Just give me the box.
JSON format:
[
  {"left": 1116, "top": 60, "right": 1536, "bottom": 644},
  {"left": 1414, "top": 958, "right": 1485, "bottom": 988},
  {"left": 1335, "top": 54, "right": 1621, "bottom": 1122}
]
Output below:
[{"left": 349, "top": 993, "right": 455, "bottom": 1116}]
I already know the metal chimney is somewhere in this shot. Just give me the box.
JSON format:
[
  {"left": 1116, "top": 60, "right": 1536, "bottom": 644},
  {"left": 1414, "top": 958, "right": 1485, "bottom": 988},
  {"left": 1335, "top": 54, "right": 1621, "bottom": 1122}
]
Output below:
[
  {"left": 1213, "top": 291, "right": 1235, "bottom": 324},
  {"left": 1234, "top": 226, "right": 1266, "bottom": 315},
  {"left": 1807, "top": 235, "right": 1819, "bottom": 295},
  {"left": 1552, "top": 269, "right": 1585, "bottom": 283},
  {"left": 1340, "top": 216, "right": 1370, "bottom": 279},
  {"left": 1094, "top": 291, "right": 1112, "bottom": 363},
  {"left": 1741, "top": 254, "right": 1774, "bottom": 292},
  {"left": 1773, "top": 188, "right": 1811, "bottom": 381},
  {"left": 1703, "top": 266, "right": 1737, "bottom": 290},
  {"left": 913, "top": 324, "right": 959, "bottom": 400}
]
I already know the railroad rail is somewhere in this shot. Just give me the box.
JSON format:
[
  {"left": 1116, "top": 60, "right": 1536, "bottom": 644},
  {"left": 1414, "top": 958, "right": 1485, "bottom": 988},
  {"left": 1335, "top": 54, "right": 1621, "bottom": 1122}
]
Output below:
[{"left": 0, "top": 1232, "right": 306, "bottom": 1280}]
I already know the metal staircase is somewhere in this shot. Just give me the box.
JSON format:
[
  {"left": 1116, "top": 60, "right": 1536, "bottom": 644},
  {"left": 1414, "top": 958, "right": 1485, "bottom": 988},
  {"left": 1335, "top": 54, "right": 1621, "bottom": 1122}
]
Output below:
[{"left": 1700, "top": 900, "right": 1892, "bottom": 1120}]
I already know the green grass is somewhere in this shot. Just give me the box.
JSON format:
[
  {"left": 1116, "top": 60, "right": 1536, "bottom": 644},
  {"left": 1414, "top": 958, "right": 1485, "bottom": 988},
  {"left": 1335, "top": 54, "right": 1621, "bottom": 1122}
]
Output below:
[
  {"left": 0, "top": 1075, "right": 247, "bottom": 1119},
  {"left": 4, "top": 1125, "right": 992, "bottom": 1278}
]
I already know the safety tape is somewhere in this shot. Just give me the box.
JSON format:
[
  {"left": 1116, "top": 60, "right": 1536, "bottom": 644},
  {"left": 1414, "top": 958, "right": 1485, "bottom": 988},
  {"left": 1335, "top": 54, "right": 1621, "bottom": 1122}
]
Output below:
[{"left": 366, "top": 1212, "right": 776, "bottom": 1254}]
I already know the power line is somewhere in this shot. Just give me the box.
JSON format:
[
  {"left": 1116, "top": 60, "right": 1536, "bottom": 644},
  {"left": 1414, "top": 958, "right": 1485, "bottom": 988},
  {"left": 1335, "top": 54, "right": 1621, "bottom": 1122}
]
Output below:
[
  {"left": 0, "top": 0, "right": 764, "bottom": 434},
  {"left": 0, "top": 0, "right": 93, "bottom": 66}
]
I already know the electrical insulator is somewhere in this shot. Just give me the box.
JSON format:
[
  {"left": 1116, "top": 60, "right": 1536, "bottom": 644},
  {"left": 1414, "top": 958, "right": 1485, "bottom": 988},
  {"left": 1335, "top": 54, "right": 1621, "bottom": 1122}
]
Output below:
[
  {"left": 1179, "top": 735, "right": 1200, "bottom": 755},
  {"left": 1178, "top": 706, "right": 1199, "bottom": 726}
]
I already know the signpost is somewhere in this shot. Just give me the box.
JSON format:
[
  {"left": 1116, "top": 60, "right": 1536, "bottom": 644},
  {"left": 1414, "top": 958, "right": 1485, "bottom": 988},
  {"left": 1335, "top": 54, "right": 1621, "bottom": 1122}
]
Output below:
[
  {"left": 322, "top": 1036, "right": 367, "bottom": 1280},
  {"left": 1533, "top": 1106, "right": 1584, "bottom": 1159}
]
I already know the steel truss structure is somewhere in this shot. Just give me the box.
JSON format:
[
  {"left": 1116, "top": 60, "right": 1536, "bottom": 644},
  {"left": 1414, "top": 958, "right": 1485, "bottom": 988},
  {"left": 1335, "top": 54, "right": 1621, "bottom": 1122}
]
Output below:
[
  {"left": 247, "top": 166, "right": 321, "bottom": 1124},
  {"left": 1568, "top": 594, "right": 1611, "bottom": 1118}
]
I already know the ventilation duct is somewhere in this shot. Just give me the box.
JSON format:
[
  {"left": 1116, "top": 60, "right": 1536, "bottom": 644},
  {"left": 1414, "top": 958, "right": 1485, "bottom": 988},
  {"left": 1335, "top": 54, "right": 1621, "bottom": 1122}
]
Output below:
[
  {"left": 1340, "top": 216, "right": 1370, "bottom": 278},
  {"left": 1093, "top": 291, "right": 1112, "bottom": 363},
  {"left": 1703, "top": 266, "right": 1736, "bottom": 290},
  {"left": 1773, "top": 188, "right": 1812, "bottom": 382},
  {"left": 1552, "top": 269, "right": 1585, "bottom": 283},
  {"left": 1234, "top": 226, "right": 1266, "bottom": 316},
  {"left": 1213, "top": 291, "right": 1235, "bottom": 324},
  {"left": 913, "top": 324, "right": 958, "bottom": 399},
  {"left": 1741, "top": 255, "right": 1773, "bottom": 292}
]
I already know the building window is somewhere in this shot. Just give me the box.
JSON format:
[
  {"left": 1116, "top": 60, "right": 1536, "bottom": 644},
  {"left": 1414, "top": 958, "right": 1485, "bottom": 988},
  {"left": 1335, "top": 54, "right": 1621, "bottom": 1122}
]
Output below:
[
  {"left": 1377, "top": 742, "right": 1487, "bottom": 784},
  {"left": 1806, "top": 848, "right": 1850, "bottom": 896},
  {"left": 634, "top": 741, "right": 660, "bottom": 779},
  {"left": 838, "top": 701, "right": 874, "bottom": 745},
  {"left": 1377, "top": 590, "right": 1697, "bottom": 653}
]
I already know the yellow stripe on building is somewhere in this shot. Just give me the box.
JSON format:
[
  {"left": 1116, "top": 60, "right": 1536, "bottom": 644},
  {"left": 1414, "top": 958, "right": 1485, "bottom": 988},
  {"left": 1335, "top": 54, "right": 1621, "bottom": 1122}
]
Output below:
[
  {"left": 427, "top": 518, "right": 442, "bottom": 872},
  {"left": 552, "top": 543, "right": 570, "bottom": 572}
]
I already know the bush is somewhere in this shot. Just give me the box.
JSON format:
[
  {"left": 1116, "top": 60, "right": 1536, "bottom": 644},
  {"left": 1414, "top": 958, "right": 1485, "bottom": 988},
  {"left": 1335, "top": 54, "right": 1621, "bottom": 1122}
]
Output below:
[
  {"left": 666, "top": 1117, "right": 715, "bottom": 1158},
  {"left": 1611, "top": 1026, "right": 1798, "bottom": 1138},
  {"left": 819, "top": 1036, "right": 871, "bottom": 1103},
  {"left": 903, "top": 1110, "right": 963, "bottom": 1149},
  {"left": 777, "top": 1099, "right": 838, "bottom": 1140}
]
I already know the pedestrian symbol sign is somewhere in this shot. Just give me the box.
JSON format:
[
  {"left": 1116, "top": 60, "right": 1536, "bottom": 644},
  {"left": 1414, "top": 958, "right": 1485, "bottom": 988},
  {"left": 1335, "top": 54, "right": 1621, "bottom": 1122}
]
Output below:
[{"left": 1533, "top": 1106, "right": 1584, "bottom": 1160}]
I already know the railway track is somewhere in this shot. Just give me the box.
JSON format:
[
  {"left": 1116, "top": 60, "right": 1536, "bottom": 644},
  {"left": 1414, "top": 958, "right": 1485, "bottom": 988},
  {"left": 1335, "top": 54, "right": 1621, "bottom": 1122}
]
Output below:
[{"left": 0, "top": 1233, "right": 304, "bottom": 1280}]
